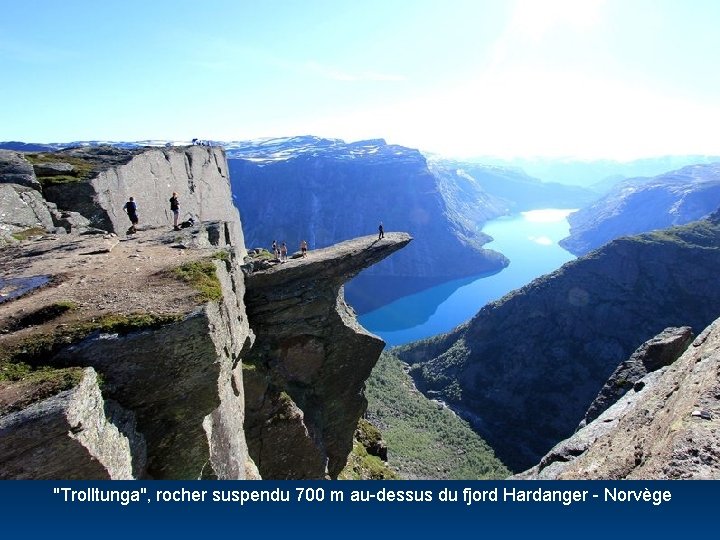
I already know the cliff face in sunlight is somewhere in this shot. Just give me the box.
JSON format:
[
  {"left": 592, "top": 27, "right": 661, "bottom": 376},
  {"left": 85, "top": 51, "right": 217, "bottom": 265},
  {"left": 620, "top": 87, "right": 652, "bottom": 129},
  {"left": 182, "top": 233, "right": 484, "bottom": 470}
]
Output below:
[
  {"left": 0, "top": 145, "right": 409, "bottom": 479},
  {"left": 242, "top": 234, "right": 411, "bottom": 479},
  {"left": 227, "top": 136, "right": 508, "bottom": 313}
]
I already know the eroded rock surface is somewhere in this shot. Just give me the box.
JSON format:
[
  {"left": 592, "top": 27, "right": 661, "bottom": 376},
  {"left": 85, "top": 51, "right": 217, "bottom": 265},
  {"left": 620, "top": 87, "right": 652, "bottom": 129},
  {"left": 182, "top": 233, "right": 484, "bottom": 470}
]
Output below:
[
  {"left": 580, "top": 326, "right": 693, "bottom": 426},
  {"left": 243, "top": 233, "right": 412, "bottom": 479},
  {"left": 0, "top": 368, "right": 143, "bottom": 479},
  {"left": 520, "top": 317, "right": 720, "bottom": 479},
  {"left": 0, "top": 145, "right": 256, "bottom": 479}
]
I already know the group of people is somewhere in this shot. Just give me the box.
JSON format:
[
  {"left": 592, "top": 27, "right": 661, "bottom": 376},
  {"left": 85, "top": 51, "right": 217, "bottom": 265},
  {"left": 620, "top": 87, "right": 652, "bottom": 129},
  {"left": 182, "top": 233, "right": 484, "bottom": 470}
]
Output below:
[
  {"left": 271, "top": 240, "right": 288, "bottom": 261},
  {"left": 122, "top": 192, "right": 183, "bottom": 234},
  {"left": 123, "top": 193, "right": 386, "bottom": 251},
  {"left": 271, "top": 239, "right": 308, "bottom": 261},
  {"left": 191, "top": 138, "right": 213, "bottom": 147}
]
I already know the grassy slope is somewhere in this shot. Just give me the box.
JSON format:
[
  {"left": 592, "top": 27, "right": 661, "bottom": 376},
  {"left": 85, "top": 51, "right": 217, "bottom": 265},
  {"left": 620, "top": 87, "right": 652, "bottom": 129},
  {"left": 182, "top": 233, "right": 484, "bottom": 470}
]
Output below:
[{"left": 365, "top": 351, "right": 510, "bottom": 479}]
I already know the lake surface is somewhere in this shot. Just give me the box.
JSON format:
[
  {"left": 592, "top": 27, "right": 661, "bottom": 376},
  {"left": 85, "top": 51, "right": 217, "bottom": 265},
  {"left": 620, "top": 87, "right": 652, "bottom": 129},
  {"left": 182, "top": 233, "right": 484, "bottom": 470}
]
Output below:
[{"left": 358, "top": 209, "right": 577, "bottom": 346}]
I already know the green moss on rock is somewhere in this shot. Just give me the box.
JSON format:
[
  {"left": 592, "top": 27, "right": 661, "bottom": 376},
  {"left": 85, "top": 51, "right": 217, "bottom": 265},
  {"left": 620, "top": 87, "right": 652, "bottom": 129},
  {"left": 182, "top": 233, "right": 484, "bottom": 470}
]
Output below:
[
  {"left": 0, "top": 312, "right": 183, "bottom": 367},
  {"left": 25, "top": 153, "right": 96, "bottom": 186},
  {"left": 173, "top": 259, "right": 223, "bottom": 302},
  {"left": 10, "top": 227, "right": 48, "bottom": 241},
  {"left": 339, "top": 441, "right": 398, "bottom": 480}
]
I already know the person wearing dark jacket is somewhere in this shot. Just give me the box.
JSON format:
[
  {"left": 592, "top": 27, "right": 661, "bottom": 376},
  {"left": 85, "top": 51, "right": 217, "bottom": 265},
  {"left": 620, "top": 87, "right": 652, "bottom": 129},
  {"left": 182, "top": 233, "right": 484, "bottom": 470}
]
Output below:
[
  {"left": 170, "top": 192, "right": 180, "bottom": 230},
  {"left": 123, "top": 197, "right": 139, "bottom": 233}
]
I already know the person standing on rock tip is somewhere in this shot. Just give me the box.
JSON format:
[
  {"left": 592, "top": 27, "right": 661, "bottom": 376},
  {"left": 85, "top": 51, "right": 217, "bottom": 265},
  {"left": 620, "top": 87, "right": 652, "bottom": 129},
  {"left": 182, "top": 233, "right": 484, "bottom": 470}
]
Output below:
[
  {"left": 169, "top": 192, "right": 180, "bottom": 230},
  {"left": 281, "top": 241, "right": 288, "bottom": 262},
  {"left": 300, "top": 239, "right": 308, "bottom": 258},
  {"left": 272, "top": 240, "right": 278, "bottom": 259},
  {"left": 378, "top": 221, "right": 384, "bottom": 240},
  {"left": 123, "top": 197, "right": 139, "bottom": 234}
]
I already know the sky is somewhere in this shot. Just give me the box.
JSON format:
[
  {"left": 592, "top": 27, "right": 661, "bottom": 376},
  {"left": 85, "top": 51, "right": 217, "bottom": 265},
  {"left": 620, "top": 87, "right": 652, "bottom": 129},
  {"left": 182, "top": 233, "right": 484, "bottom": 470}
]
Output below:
[{"left": 2, "top": 0, "right": 720, "bottom": 159}]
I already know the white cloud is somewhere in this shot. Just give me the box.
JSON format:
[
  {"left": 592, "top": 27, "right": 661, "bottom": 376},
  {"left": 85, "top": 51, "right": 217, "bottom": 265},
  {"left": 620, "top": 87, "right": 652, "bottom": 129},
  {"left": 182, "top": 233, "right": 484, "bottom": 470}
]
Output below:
[{"left": 295, "top": 66, "right": 720, "bottom": 159}]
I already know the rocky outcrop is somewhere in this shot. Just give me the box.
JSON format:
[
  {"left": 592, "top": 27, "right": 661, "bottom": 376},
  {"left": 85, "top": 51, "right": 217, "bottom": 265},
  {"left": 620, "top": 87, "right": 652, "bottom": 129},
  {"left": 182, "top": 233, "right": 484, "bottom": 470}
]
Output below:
[
  {"left": 0, "top": 150, "right": 40, "bottom": 189},
  {"left": 561, "top": 163, "right": 720, "bottom": 255},
  {"left": 37, "top": 146, "right": 241, "bottom": 240},
  {"left": 397, "top": 212, "right": 720, "bottom": 472},
  {"left": 1, "top": 143, "right": 410, "bottom": 481},
  {"left": 0, "top": 184, "right": 55, "bottom": 244},
  {"left": 0, "top": 368, "right": 143, "bottom": 479},
  {"left": 0, "top": 220, "right": 256, "bottom": 479},
  {"left": 0, "top": 145, "right": 258, "bottom": 479},
  {"left": 227, "top": 136, "right": 508, "bottom": 313},
  {"left": 579, "top": 326, "right": 693, "bottom": 426},
  {"left": 242, "top": 233, "right": 412, "bottom": 479},
  {"left": 520, "top": 318, "right": 720, "bottom": 479}
]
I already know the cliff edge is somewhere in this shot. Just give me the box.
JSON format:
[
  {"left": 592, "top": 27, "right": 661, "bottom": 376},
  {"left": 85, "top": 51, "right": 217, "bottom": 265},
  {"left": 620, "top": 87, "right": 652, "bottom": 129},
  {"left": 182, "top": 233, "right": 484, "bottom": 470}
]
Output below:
[
  {"left": 243, "top": 233, "right": 412, "bottom": 479},
  {"left": 0, "top": 145, "right": 410, "bottom": 480},
  {"left": 1, "top": 145, "right": 252, "bottom": 478}
]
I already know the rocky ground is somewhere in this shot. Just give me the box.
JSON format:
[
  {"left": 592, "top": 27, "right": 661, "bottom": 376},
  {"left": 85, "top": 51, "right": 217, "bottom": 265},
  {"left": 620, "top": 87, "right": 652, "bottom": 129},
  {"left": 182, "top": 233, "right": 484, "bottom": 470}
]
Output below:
[
  {"left": 0, "top": 226, "right": 219, "bottom": 334},
  {"left": 0, "top": 224, "right": 229, "bottom": 415}
]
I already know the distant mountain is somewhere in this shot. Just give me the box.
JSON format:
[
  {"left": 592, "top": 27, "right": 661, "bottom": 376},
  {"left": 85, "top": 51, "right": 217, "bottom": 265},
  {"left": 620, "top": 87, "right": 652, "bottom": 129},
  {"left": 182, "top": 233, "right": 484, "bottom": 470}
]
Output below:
[
  {"left": 560, "top": 163, "right": 720, "bottom": 255},
  {"left": 0, "top": 141, "right": 63, "bottom": 152},
  {"left": 432, "top": 159, "right": 597, "bottom": 210},
  {"left": 226, "top": 136, "right": 510, "bottom": 313},
  {"left": 475, "top": 155, "right": 720, "bottom": 190},
  {"left": 395, "top": 211, "right": 720, "bottom": 471}
]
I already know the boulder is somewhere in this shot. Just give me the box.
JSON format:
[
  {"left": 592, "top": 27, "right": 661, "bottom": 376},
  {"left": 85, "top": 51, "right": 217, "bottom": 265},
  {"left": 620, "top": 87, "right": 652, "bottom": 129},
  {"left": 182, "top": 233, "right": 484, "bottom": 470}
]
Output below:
[
  {"left": 519, "top": 317, "right": 720, "bottom": 479},
  {"left": 0, "top": 150, "right": 40, "bottom": 190},
  {"left": 0, "top": 183, "right": 54, "bottom": 243},
  {"left": 580, "top": 326, "right": 694, "bottom": 426}
]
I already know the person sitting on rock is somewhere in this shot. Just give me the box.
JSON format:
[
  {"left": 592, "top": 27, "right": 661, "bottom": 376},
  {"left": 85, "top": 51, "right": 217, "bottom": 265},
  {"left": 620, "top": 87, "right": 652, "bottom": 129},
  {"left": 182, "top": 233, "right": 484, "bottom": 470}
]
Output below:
[{"left": 123, "top": 197, "right": 139, "bottom": 233}]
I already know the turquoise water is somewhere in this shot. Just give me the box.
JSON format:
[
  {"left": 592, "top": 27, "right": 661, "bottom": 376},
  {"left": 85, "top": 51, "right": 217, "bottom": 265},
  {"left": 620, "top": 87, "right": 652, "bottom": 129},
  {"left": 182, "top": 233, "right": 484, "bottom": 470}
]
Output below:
[{"left": 358, "top": 209, "right": 577, "bottom": 346}]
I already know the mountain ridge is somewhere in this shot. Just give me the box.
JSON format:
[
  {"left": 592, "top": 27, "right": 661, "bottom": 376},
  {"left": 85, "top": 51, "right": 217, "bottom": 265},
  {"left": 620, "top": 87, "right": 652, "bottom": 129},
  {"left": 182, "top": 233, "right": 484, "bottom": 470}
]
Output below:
[
  {"left": 396, "top": 212, "right": 720, "bottom": 471},
  {"left": 560, "top": 162, "right": 720, "bottom": 255}
]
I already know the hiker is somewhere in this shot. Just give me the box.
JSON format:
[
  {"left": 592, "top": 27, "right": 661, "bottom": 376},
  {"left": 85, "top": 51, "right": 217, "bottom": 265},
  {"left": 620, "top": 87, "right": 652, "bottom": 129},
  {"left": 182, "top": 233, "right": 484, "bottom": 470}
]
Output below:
[
  {"left": 272, "top": 240, "right": 278, "bottom": 259},
  {"left": 169, "top": 192, "right": 180, "bottom": 230},
  {"left": 281, "top": 241, "right": 288, "bottom": 262},
  {"left": 300, "top": 240, "right": 308, "bottom": 258},
  {"left": 123, "top": 197, "right": 139, "bottom": 233},
  {"left": 378, "top": 222, "right": 384, "bottom": 240}
]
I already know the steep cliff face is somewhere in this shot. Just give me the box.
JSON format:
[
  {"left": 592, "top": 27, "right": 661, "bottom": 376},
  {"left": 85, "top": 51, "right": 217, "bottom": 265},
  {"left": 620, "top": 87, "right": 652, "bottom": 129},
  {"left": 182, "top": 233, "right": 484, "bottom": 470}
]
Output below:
[
  {"left": 0, "top": 368, "right": 143, "bottom": 480},
  {"left": 1, "top": 144, "right": 408, "bottom": 480},
  {"left": 227, "top": 136, "right": 508, "bottom": 313},
  {"left": 0, "top": 145, "right": 256, "bottom": 479},
  {"left": 519, "top": 318, "right": 720, "bottom": 479},
  {"left": 0, "top": 221, "right": 256, "bottom": 479},
  {"left": 38, "top": 145, "right": 242, "bottom": 239},
  {"left": 561, "top": 163, "right": 720, "bottom": 255},
  {"left": 397, "top": 212, "right": 720, "bottom": 472},
  {"left": 242, "top": 233, "right": 412, "bottom": 479}
]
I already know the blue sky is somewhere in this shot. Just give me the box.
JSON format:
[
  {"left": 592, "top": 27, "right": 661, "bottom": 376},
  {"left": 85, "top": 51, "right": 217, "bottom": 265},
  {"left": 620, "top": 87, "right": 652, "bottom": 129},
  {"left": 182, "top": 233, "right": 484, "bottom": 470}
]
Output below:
[{"left": 2, "top": 0, "right": 720, "bottom": 158}]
